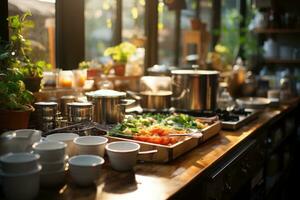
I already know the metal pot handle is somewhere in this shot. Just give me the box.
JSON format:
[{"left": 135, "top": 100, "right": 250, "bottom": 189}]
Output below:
[
  {"left": 171, "top": 88, "right": 190, "bottom": 101},
  {"left": 138, "top": 149, "right": 158, "bottom": 155},
  {"left": 126, "top": 90, "right": 141, "bottom": 101},
  {"left": 119, "top": 99, "right": 136, "bottom": 106}
]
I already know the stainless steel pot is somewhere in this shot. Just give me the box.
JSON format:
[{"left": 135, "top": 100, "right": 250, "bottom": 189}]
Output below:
[
  {"left": 86, "top": 90, "right": 134, "bottom": 125},
  {"left": 60, "top": 95, "right": 76, "bottom": 118},
  {"left": 127, "top": 90, "right": 172, "bottom": 111},
  {"left": 171, "top": 70, "right": 219, "bottom": 111},
  {"left": 67, "top": 102, "right": 93, "bottom": 123},
  {"left": 33, "top": 102, "right": 58, "bottom": 131}
]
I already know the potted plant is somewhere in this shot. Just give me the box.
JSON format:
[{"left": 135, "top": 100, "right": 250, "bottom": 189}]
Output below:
[
  {"left": 0, "top": 39, "right": 34, "bottom": 130},
  {"left": 7, "top": 12, "right": 50, "bottom": 92},
  {"left": 104, "top": 42, "right": 136, "bottom": 76}
]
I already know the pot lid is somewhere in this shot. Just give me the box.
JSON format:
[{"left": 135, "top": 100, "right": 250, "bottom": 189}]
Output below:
[
  {"left": 85, "top": 89, "right": 126, "bottom": 98},
  {"left": 171, "top": 69, "right": 219, "bottom": 75},
  {"left": 34, "top": 102, "right": 57, "bottom": 106}
]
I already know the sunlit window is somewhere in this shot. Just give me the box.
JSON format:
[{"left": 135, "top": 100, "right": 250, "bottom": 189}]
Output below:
[
  {"left": 85, "top": 0, "right": 116, "bottom": 60},
  {"left": 8, "top": 0, "right": 56, "bottom": 67}
]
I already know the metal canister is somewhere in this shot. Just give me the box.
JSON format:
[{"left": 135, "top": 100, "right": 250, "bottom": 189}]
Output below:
[
  {"left": 85, "top": 90, "right": 128, "bottom": 125},
  {"left": 33, "top": 102, "right": 58, "bottom": 131},
  {"left": 60, "top": 95, "right": 76, "bottom": 118},
  {"left": 67, "top": 102, "right": 93, "bottom": 123}
]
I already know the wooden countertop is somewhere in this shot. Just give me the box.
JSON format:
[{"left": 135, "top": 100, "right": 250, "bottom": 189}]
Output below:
[{"left": 39, "top": 100, "right": 299, "bottom": 200}]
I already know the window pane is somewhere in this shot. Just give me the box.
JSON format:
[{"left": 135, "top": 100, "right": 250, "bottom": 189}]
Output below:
[
  {"left": 158, "top": 0, "right": 175, "bottom": 65},
  {"left": 122, "top": 0, "right": 145, "bottom": 43},
  {"left": 85, "top": 0, "right": 116, "bottom": 60},
  {"left": 8, "top": 0, "right": 56, "bottom": 67}
]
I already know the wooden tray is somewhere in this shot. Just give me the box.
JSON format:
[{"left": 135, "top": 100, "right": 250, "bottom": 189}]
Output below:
[{"left": 106, "top": 121, "right": 221, "bottom": 163}]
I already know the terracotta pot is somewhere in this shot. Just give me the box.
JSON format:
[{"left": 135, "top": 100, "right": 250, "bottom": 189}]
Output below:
[
  {"left": 23, "top": 77, "right": 42, "bottom": 93},
  {"left": 114, "top": 63, "right": 126, "bottom": 76},
  {"left": 0, "top": 105, "right": 34, "bottom": 131},
  {"left": 190, "top": 18, "right": 202, "bottom": 30}
]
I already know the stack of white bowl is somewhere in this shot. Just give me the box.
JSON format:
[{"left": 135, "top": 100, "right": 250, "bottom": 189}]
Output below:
[
  {"left": 32, "top": 141, "right": 66, "bottom": 187},
  {"left": 46, "top": 133, "right": 79, "bottom": 158},
  {"left": 0, "top": 152, "right": 41, "bottom": 200}
]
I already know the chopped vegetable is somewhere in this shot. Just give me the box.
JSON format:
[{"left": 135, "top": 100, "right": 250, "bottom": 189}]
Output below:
[{"left": 109, "top": 113, "right": 209, "bottom": 145}]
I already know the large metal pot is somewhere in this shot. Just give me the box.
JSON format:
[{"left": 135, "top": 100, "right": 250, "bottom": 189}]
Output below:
[
  {"left": 128, "top": 90, "right": 172, "bottom": 111},
  {"left": 86, "top": 90, "right": 134, "bottom": 124},
  {"left": 171, "top": 70, "right": 219, "bottom": 111}
]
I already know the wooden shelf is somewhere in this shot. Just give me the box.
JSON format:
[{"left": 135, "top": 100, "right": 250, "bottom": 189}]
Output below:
[
  {"left": 253, "top": 28, "right": 300, "bottom": 34},
  {"left": 263, "top": 59, "right": 300, "bottom": 65}
]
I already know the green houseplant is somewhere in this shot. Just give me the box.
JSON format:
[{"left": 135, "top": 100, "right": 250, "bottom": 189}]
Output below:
[
  {"left": 0, "top": 38, "right": 34, "bottom": 130},
  {"left": 8, "top": 12, "right": 50, "bottom": 92},
  {"left": 104, "top": 42, "right": 136, "bottom": 76}
]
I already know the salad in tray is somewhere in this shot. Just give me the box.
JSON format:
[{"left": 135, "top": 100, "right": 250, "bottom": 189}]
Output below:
[{"left": 109, "top": 113, "right": 213, "bottom": 145}]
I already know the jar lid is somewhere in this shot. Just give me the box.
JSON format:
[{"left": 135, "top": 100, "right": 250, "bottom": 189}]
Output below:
[{"left": 85, "top": 89, "right": 126, "bottom": 98}]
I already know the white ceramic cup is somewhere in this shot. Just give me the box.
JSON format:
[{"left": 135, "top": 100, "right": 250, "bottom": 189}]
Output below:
[
  {"left": 73, "top": 136, "right": 108, "bottom": 157},
  {"left": 68, "top": 155, "right": 104, "bottom": 186},
  {"left": 0, "top": 152, "right": 40, "bottom": 174},
  {"left": 105, "top": 141, "right": 140, "bottom": 171},
  {"left": 0, "top": 165, "right": 41, "bottom": 200},
  {"left": 32, "top": 141, "right": 66, "bottom": 162},
  {"left": 46, "top": 133, "right": 79, "bottom": 157}
]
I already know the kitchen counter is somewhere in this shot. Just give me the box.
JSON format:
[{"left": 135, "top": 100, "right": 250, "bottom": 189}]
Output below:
[{"left": 38, "top": 99, "right": 299, "bottom": 200}]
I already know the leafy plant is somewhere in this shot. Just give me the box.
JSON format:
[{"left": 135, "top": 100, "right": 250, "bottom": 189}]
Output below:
[
  {"left": 104, "top": 42, "right": 136, "bottom": 64},
  {"left": 7, "top": 12, "right": 50, "bottom": 78},
  {"left": 0, "top": 13, "right": 36, "bottom": 110}
]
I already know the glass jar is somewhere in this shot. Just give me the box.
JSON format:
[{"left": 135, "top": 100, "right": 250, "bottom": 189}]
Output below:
[{"left": 58, "top": 70, "right": 74, "bottom": 88}]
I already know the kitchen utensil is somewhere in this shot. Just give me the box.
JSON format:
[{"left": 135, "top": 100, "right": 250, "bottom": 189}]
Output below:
[
  {"left": 73, "top": 136, "right": 108, "bottom": 157},
  {"left": 60, "top": 95, "right": 76, "bottom": 117},
  {"left": 46, "top": 133, "right": 79, "bottom": 157},
  {"left": 171, "top": 69, "right": 219, "bottom": 111},
  {"left": 40, "top": 168, "right": 66, "bottom": 187},
  {"left": 105, "top": 141, "right": 157, "bottom": 171},
  {"left": 67, "top": 102, "right": 93, "bottom": 123},
  {"left": 0, "top": 152, "right": 40, "bottom": 174},
  {"left": 0, "top": 165, "right": 41, "bottom": 200},
  {"left": 34, "top": 102, "right": 58, "bottom": 131},
  {"left": 68, "top": 155, "right": 104, "bottom": 186},
  {"left": 86, "top": 89, "right": 134, "bottom": 124},
  {"left": 32, "top": 141, "right": 66, "bottom": 162},
  {"left": 1, "top": 129, "right": 42, "bottom": 153}
]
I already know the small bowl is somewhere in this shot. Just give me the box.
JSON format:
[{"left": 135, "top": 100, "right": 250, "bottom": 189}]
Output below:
[
  {"left": 46, "top": 133, "right": 79, "bottom": 156},
  {"left": 105, "top": 141, "right": 140, "bottom": 171},
  {"left": 68, "top": 155, "right": 104, "bottom": 186},
  {"left": 40, "top": 160, "right": 65, "bottom": 173},
  {"left": 0, "top": 152, "right": 40, "bottom": 174},
  {"left": 0, "top": 165, "right": 41, "bottom": 200},
  {"left": 40, "top": 168, "right": 66, "bottom": 188},
  {"left": 32, "top": 141, "right": 66, "bottom": 162},
  {"left": 73, "top": 136, "right": 108, "bottom": 157}
]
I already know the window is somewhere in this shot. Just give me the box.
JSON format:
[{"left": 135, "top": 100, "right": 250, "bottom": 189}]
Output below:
[
  {"left": 122, "top": 0, "right": 145, "bottom": 43},
  {"left": 158, "top": 0, "right": 176, "bottom": 65},
  {"left": 85, "top": 0, "right": 116, "bottom": 60},
  {"left": 8, "top": 0, "right": 56, "bottom": 67}
]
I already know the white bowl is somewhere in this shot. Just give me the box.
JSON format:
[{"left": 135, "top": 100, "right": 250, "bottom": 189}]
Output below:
[
  {"left": 74, "top": 136, "right": 108, "bottom": 157},
  {"left": 32, "top": 141, "right": 66, "bottom": 162},
  {"left": 105, "top": 141, "right": 140, "bottom": 171},
  {"left": 40, "top": 160, "right": 65, "bottom": 173},
  {"left": 68, "top": 155, "right": 104, "bottom": 186},
  {"left": 2, "top": 129, "right": 42, "bottom": 153},
  {"left": 40, "top": 168, "right": 66, "bottom": 188},
  {"left": 0, "top": 165, "right": 41, "bottom": 200},
  {"left": 46, "top": 133, "right": 79, "bottom": 156},
  {"left": 0, "top": 152, "right": 40, "bottom": 174}
]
